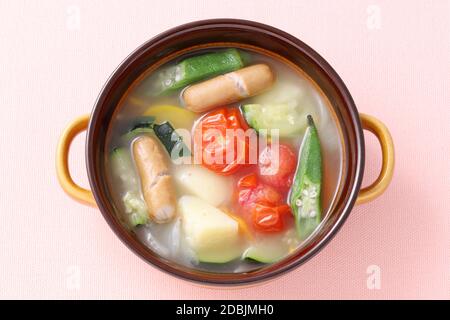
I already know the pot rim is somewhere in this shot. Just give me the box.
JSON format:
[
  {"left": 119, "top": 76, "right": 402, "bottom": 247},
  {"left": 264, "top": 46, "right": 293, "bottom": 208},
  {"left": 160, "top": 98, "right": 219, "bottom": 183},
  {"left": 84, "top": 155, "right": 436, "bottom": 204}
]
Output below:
[{"left": 86, "top": 18, "right": 364, "bottom": 286}]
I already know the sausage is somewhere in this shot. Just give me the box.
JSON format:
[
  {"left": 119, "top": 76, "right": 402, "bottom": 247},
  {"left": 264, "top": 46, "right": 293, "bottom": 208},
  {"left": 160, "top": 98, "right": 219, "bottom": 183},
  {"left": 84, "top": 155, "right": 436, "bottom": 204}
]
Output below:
[
  {"left": 132, "top": 136, "right": 176, "bottom": 223},
  {"left": 182, "top": 64, "right": 275, "bottom": 113}
]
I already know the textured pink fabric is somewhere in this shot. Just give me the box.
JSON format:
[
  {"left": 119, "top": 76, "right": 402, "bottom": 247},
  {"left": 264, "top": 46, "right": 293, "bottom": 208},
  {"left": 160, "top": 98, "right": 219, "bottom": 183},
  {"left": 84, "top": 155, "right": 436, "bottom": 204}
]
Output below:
[{"left": 0, "top": 0, "right": 448, "bottom": 299}]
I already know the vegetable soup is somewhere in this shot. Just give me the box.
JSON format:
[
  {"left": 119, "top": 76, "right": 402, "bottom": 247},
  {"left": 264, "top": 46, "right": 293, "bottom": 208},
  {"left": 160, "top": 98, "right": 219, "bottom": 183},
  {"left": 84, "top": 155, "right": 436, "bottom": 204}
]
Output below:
[{"left": 105, "top": 48, "right": 343, "bottom": 272}]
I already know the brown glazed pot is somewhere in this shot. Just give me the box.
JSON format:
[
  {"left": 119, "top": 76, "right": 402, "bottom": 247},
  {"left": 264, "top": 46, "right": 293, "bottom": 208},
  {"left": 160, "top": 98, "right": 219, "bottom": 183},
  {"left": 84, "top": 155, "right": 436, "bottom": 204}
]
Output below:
[{"left": 56, "top": 19, "right": 394, "bottom": 286}]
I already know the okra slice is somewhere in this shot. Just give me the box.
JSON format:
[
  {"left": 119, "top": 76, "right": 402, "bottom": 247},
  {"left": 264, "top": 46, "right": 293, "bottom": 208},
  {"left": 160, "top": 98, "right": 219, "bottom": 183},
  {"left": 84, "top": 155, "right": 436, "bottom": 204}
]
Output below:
[
  {"left": 289, "top": 115, "right": 322, "bottom": 239},
  {"left": 153, "top": 49, "right": 245, "bottom": 95}
]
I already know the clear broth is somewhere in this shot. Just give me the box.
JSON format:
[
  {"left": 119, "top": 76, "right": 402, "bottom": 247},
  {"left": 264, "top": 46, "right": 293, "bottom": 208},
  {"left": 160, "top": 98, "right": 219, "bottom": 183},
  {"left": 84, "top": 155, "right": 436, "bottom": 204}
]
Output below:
[{"left": 104, "top": 48, "right": 343, "bottom": 273}]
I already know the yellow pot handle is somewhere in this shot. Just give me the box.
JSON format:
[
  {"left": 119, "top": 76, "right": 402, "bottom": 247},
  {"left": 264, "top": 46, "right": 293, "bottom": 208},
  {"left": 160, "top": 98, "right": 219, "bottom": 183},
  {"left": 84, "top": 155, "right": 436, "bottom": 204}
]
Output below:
[
  {"left": 56, "top": 114, "right": 96, "bottom": 207},
  {"left": 356, "top": 113, "right": 395, "bottom": 204}
]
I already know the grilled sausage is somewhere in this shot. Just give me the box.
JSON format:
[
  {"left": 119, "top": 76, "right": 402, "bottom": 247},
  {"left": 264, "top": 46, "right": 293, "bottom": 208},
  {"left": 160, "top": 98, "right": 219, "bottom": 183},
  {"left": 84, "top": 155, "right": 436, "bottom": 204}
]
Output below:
[
  {"left": 133, "top": 136, "right": 176, "bottom": 223},
  {"left": 183, "top": 64, "right": 275, "bottom": 113}
]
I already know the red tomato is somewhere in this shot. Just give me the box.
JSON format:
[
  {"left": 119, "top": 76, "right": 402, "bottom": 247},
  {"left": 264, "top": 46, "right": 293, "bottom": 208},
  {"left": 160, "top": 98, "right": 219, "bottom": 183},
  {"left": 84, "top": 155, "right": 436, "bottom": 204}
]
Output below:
[
  {"left": 252, "top": 203, "right": 291, "bottom": 232},
  {"left": 252, "top": 204, "right": 283, "bottom": 232},
  {"left": 237, "top": 173, "right": 258, "bottom": 189},
  {"left": 193, "top": 108, "right": 249, "bottom": 175},
  {"left": 236, "top": 173, "right": 291, "bottom": 233},
  {"left": 237, "top": 174, "right": 281, "bottom": 210},
  {"left": 258, "top": 144, "right": 297, "bottom": 189}
]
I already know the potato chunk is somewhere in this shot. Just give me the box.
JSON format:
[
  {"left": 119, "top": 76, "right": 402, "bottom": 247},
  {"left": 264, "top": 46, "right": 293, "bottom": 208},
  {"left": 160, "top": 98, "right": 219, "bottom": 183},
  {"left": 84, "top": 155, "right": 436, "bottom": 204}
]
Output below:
[
  {"left": 178, "top": 196, "right": 241, "bottom": 263},
  {"left": 174, "top": 165, "right": 232, "bottom": 207}
]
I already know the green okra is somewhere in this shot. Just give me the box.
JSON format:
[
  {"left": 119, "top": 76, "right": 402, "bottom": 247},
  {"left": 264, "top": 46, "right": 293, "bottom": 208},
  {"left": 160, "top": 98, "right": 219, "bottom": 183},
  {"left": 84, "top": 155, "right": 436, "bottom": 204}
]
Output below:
[
  {"left": 289, "top": 115, "right": 322, "bottom": 239},
  {"left": 152, "top": 49, "right": 245, "bottom": 95}
]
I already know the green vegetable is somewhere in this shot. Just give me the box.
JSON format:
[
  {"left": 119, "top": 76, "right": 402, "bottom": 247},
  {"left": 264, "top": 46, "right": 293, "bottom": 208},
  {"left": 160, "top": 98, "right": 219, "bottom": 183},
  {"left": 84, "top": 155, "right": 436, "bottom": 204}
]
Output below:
[
  {"left": 110, "top": 148, "right": 148, "bottom": 226},
  {"left": 122, "top": 128, "right": 154, "bottom": 144},
  {"left": 243, "top": 244, "right": 286, "bottom": 264},
  {"left": 122, "top": 116, "right": 155, "bottom": 143},
  {"left": 242, "top": 81, "right": 311, "bottom": 137},
  {"left": 121, "top": 117, "right": 190, "bottom": 160},
  {"left": 110, "top": 148, "right": 138, "bottom": 191},
  {"left": 123, "top": 191, "right": 148, "bottom": 226},
  {"left": 242, "top": 103, "right": 307, "bottom": 137},
  {"left": 289, "top": 115, "right": 322, "bottom": 239},
  {"left": 130, "top": 116, "right": 156, "bottom": 131},
  {"left": 153, "top": 122, "right": 191, "bottom": 159},
  {"left": 152, "top": 49, "right": 245, "bottom": 95}
]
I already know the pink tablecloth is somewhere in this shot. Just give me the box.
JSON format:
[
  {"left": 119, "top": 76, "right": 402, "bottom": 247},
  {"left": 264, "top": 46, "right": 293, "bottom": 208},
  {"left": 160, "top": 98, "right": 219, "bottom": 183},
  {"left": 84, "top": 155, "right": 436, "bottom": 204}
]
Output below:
[{"left": 0, "top": 0, "right": 448, "bottom": 299}]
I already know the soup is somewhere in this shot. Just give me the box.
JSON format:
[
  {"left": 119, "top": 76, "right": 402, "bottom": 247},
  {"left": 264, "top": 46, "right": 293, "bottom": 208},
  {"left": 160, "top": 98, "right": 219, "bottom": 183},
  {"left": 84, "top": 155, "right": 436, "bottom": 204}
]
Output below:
[{"left": 105, "top": 47, "right": 343, "bottom": 273}]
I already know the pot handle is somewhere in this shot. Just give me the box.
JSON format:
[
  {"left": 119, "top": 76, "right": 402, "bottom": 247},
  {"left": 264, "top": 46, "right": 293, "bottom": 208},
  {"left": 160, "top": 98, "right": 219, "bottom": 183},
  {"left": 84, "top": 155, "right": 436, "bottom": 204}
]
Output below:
[
  {"left": 56, "top": 114, "right": 96, "bottom": 207},
  {"left": 356, "top": 113, "right": 395, "bottom": 204}
]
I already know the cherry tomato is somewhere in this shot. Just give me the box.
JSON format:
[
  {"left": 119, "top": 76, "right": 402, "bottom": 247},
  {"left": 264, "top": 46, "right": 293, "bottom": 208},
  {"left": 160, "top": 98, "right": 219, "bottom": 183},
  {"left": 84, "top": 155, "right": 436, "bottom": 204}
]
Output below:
[
  {"left": 252, "top": 204, "right": 283, "bottom": 232},
  {"left": 252, "top": 203, "right": 291, "bottom": 232},
  {"left": 193, "top": 108, "right": 249, "bottom": 175},
  {"left": 258, "top": 144, "right": 297, "bottom": 189},
  {"left": 236, "top": 173, "right": 291, "bottom": 233},
  {"left": 237, "top": 173, "right": 281, "bottom": 210},
  {"left": 237, "top": 173, "right": 258, "bottom": 189}
]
